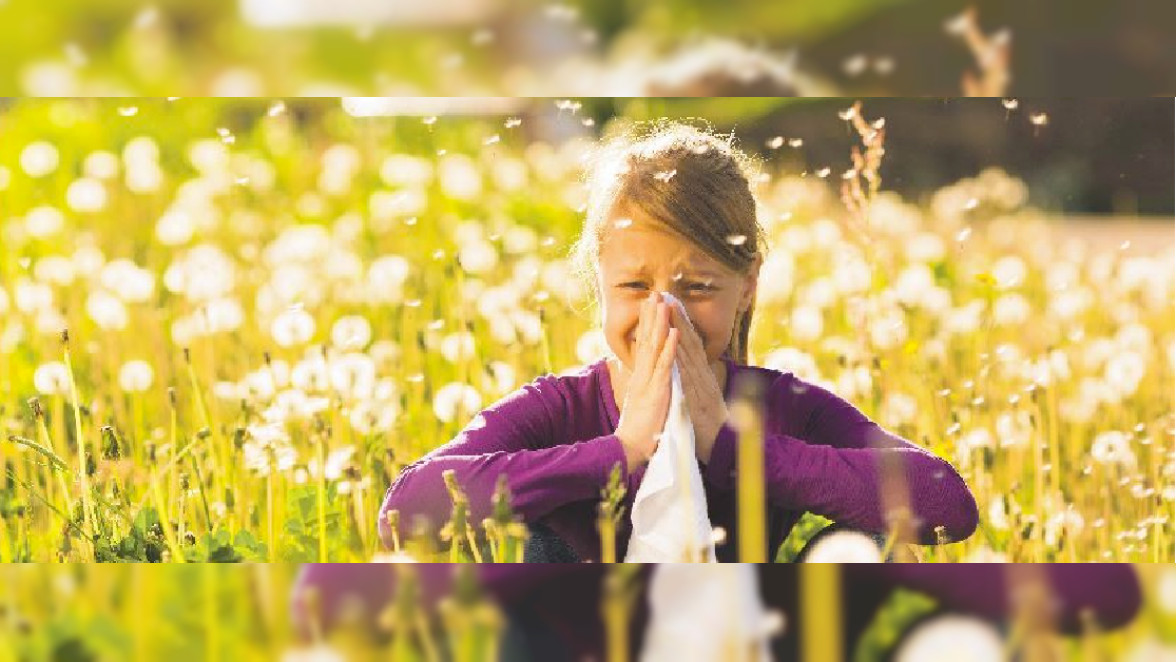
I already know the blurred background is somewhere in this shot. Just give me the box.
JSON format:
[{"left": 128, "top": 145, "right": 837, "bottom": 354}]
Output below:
[{"left": 0, "top": 0, "right": 1172, "bottom": 95}]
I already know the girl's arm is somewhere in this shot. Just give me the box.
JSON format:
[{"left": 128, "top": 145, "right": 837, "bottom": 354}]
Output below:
[
  {"left": 377, "top": 376, "right": 630, "bottom": 548},
  {"left": 702, "top": 373, "right": 979, "bottom": 544}
]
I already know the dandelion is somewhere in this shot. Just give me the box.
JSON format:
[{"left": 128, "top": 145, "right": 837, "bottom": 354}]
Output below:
[
  {"left": 894, "top": 614, "right": 1003, "bottom": 662},
  {"left": 1156, "top": 569, "right": 1176, "bottom": 614},
  {"left": 457, "top": 240, "right": 498, "bottom": 275},
  {"left": 789, "top": 306, "right": 824, "bottom": 343},
  {"left": 766, "top": 136, "right": 785, "bottom": 149},
  {"left": 815, "top": 167, "right": 831, "bottom": 178},
  {"left": 1091, "top": 431, "right": 1136, "bottom": 468},
  {"left": 243, "top": 423, "right": 297, "bottom": 476},
  {"left": 1029, "top": 112, "right": 1049, "bottom": 126},
  {"left": 271, "top": 308, "right": 316, "bottom": 347},
  {"left": 504, "top": 117, "right": 522, "bottom": 129},
  {"left": 118, "top": 360, "right": 155, "bottom": 392},
  {"left": 33, "top": 361, "right": 70, "bottom": 395},
  {"left": 83, "top": 151, "right": 120, "bottom": 179},
  {"left": 788, "top": 138, "right": 804, "bottom": 147},
  {"left": 216, "top": 127, "right": 236, "bottom": 145},
  {"left": 433, "top": 382, "right": 482, "bottom": 424},
  {"left": 803, "top": 530, "right": 881, "bottom": 562},
  {"left": 266, "top": 101, "right": 287, "bottom": 117},
  {"left": 20, "top": 141, "right": 59, "bottom": 177},
  {"left": 438, "top": 153, "right": 482, "bottom": 200},
  {"left": 330, "top": 315, "right": 372, "bottom": 350},
  {"left": 440, "top": 331, "right": 477, "bottom": 363},
  {"left": 1104, "top": 351, "right": 1145, "bottom": 398},
  {"left": 24, "top": 206, "right": 65, "bottom": 238},
  {"left": 955, "top": 227, "right": 972, "bottom": 242},
  {"left": 483, "top": 134, "right": 501, "bottom": 146},
  {"left": 86, "top": 290, "right": 129, "bottom": 330}
]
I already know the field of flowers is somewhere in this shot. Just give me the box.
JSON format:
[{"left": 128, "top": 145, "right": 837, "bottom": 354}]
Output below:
[{"left": 0, "top": 97, "right": 1172, "bottom": 568}]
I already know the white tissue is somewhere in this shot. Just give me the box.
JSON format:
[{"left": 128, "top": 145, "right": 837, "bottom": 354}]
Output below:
[
  {"left": 640, "top": 565, "right": 776, "bottom": 662},
  {"left": 624, "top": 292, "right": 716, "bottom": 563}
]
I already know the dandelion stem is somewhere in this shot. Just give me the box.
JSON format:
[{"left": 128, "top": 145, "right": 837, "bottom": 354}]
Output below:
[{"left": 62, "top": 332, "right": 96, "bottom": 560}]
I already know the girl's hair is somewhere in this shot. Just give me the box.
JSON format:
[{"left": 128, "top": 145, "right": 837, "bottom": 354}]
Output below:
[{"left": 570, "top": 120, "right": 767, "bottom": 364}]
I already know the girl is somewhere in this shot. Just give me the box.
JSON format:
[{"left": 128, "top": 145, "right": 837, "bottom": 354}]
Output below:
[{"left": 377, "top": 121, "right": 978, "bottom": 562}]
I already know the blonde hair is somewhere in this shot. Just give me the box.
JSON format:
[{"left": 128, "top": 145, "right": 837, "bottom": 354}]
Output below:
[{"left": 570, "top": 120, "right": 767, "bottom": 364}]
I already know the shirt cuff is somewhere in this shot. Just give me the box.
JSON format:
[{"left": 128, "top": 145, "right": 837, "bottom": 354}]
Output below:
[
  {"left": 702, "top": 422, "right": 739, "bottom": 491},
  {"left": 598, "top": 434, "right": 633, "bottom": 491}
]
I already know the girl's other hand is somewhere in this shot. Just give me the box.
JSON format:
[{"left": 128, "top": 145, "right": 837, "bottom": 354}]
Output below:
[{"left": 615, "top": 291, "right": 679, "bottom": 470}]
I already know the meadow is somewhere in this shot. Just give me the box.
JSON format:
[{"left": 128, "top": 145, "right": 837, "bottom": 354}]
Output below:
[{"left": 0, "top": 97, "right": 1173, "bottom": 656}]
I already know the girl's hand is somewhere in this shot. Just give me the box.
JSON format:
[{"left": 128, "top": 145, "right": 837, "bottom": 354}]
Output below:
[
  {"left": 615, "top": 292, "right": 679, "bottom": 470},
  {"left": 667, "top": 303, "right": 729, "bottom": 464}
]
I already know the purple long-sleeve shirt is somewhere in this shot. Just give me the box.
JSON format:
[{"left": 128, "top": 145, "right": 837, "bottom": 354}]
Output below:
[
  {"left": 293, "top": 564, "right": 1144, "bottom": 660},
  {"left": 379, "top": 356, "right": 979, "bottom": 560}
]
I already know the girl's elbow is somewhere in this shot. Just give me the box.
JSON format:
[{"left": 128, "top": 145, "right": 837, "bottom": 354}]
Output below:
[{"left": 922, "top": 465, "right": 979, "bottom": 543}]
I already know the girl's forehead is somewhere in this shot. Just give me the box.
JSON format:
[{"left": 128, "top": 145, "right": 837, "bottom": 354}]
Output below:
[{"left": 599, "top": 224, "right": 727, "bottom": 275}]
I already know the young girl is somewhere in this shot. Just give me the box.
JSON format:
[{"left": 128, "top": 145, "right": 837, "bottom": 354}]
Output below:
[{"left": 377, "top": 121, "right": 978, "bottom": 562}]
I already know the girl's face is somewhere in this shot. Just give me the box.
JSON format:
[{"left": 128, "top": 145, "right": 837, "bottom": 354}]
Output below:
[{"left": 597, "top": 209, "right": 760, "bottom": 372}]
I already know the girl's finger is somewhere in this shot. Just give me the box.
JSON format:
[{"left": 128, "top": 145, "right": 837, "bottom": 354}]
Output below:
[{"left": 654, "top": 327, "right": 679, "bottom": 378}]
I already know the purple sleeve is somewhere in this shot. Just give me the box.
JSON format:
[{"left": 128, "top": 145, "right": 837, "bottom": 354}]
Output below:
[
  {"left": 703, "top": 374, "right": 979, "bottom": 544},
  {"left": 377, "top": 376, "right": 630, "bottom": 548},
  {"left": 852, "top": 565, "right": 1143, "bottom": 633}
]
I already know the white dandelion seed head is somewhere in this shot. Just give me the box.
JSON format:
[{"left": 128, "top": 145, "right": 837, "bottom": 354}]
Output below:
[
  {"left": 100, "top": 258, "right": 156, "bottom": 303},
  {"left": 433, "top": 382, "right": 482, "bottom": 424},
  {"left": 118, "top": 359, "right": 155, "bottom": 393},
  {"left": 24, "top": 206, "right": 66, "bottom": 238},
  {"left": 291, "top": 354, "right": 330, "bottom": 393},
  {"left": 576, "top": 328, "right": 609, "bottom": 364},
  {"left": 1156, "top": 569, "right": 1176, "bottom": 615},
  {"left": 34, "top": 309, "right": 68, "bottom": 336},
  {"left": 488, "top": 361, "right": 517, "bottom": 394},
  {"left": 14, "top": 279, "right": 54, "bottom": 313},
  {"left": 804, "top": 530, "right": 882, "bottom": 563},
  {"left": 1104, "top": 351, "right": 1145, "bottom": 398},
  {"left": 992, "top": 293, "right": 1031, "bottom": 326},
  {"left": 1091, "top": 431, "right": 1136, "bottom": 469},
  {"left": 438, "top": 153, "right": 482, "bottom": 200},
  {"left": 457, "top": 240, "right": 498, "bottom": 275},
  {"left": 881, "top": 392, "right": 918, "bottom": 427},
  {"left": 65, "top": 177, "right": 107, "bottom": 213},
  {"left": 896, "top": 615, "right": 1004, "bottom": 662},
  {"left": 762, "top": 347, "right": 823, "bottom": 385},
  {"left": 271, "top": 308, "right": 316, "bottom": 347},
  {"left": 20, "top": 141, "right": 60, "bottom": 178},
  {"left": 83, "top": 150, "right": 120, "bottom": 179},
  {"left": 440, "top": 331, "right": 477, "bottom": 363},
  {"left": 788, "top": 305, "right": 823, "bottom": 343},
  {"left": 33, "top": 361, "right": 70, "bottom": 395},
  {"left": 86, "top": 289, "right": 129, "bottom": 330},
  {"left": 34, "top": 256, "right": 76, "bottom": 286},
  {"left": 329, "top": 353, "right": 377, "bottom": 400},
  {"left": 330, "top": 315, "right": 372, "bottom": 351}
]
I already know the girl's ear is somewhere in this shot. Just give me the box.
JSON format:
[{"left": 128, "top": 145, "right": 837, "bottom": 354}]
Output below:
[{"left": 738, "top": 254, "right": 763, "bottom": 313}]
